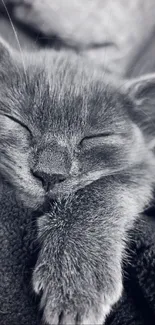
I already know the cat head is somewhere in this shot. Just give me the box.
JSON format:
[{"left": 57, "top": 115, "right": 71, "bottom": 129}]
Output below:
[{"left": 0, "top": 38, "right": 155, "bottom": 210}]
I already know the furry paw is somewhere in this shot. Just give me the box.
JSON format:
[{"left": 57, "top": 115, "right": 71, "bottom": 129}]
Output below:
[
  {"left": 33, "top": 249, "right": 122, "bottom": 325},
  {"left": 32, "top": 212, "right": 124, "bottom": 325}
]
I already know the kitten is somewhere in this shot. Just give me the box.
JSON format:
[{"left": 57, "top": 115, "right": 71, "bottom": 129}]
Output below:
[{"left": 0, "top": 37, "right": 155, "bottom": 324}]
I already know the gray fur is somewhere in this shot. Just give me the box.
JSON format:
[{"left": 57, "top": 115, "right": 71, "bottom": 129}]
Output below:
[{"left": 0, "top": 39, "right": 155, "bottom": 324}]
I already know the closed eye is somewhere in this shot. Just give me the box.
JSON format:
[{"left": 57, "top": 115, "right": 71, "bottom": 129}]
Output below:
[
  {"left": 79, "top": 132, "right": 114, "bottom": 148},
  {"left": 2, "top": 113, "right": 32, "bottom": 136},
  {"left": 82, "top": 132, "right": 113, "bottom": 141}
]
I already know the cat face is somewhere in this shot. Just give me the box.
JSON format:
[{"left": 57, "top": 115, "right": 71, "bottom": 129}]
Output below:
[{"left": 0, "top": 39, "right": 155, "bottom": 210}]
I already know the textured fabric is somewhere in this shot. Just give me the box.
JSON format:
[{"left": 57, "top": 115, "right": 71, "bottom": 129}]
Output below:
[
  {"left": 106, "top": 212, "right": 155, "bottom": 325},
  {"left": 0, "top": 181, "right": 39, "bottom": 325},
  {"left": 1, "top": 0, "right": 155, "bottom": 76}
]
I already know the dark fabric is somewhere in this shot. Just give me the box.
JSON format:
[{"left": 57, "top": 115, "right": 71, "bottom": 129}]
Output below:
[
  {"left": 0, "top": 181, "right": 40, "bottom": 325},
  {"left": 106, "top": 212, "right": 155, "bottom": 325}
]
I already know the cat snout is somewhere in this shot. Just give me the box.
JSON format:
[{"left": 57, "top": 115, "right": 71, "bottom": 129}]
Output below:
[{"left": 32, "top": 170, "right": 67, "bottom": 192}]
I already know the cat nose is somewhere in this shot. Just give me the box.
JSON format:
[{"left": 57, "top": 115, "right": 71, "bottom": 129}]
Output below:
[{"left": 33, "top": 170, "right": 66, "bottom": 192}]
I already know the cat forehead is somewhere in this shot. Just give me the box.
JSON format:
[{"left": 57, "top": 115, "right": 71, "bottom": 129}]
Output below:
[{"left": 1, "top": 51, "right": 130, "bottom": 135}]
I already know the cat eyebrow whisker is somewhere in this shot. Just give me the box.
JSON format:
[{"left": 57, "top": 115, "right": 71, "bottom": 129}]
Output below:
[{"left": 1, "top": 0, "right": 27, "bottom": 82}]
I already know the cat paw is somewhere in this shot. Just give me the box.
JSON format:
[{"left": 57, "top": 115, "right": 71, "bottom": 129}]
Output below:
[
  {"left": 33, "top": 213, "right": 123, "bottom": 324},
  {"left": 33, "top": 260, "right": 122, "bottom": 325}
]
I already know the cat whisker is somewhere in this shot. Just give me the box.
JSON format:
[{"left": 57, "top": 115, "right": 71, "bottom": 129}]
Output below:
[{"left": 1, "top": 0, "right": 27, "bottom": 81}]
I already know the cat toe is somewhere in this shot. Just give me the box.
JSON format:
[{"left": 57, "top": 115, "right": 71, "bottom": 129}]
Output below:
[
  {"left": 32, "top": 263, "right": 47, "bottom": 295},
  {"left": 44, "top": 309, "right": 76, "bottom": 325}
]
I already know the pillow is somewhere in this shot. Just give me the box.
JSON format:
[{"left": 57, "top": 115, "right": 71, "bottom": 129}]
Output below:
[{"left": 2, "top": 0, "right": 155, "bottom": 76}]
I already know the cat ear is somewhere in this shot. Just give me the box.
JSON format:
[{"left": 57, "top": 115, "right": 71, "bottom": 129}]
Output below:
[{"left": 123, "top": 74, "right": 155, "bottom": 148}]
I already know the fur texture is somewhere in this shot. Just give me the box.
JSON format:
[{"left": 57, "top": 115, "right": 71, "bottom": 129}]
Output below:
[{"left": 0, "top": 38, "right": 155, "bottom": 324}]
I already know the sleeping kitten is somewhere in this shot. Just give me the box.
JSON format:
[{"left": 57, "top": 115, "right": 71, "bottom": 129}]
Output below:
[{"left": 0, "top": 38, "right": 155, "bottom": 325}]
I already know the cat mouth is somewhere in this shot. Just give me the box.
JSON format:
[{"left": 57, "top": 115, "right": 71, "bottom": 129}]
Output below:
[
  {"left": 47, "top": 174, "right": 98, "bottom": 198},
  {"left": 47, "top": 169, "right": 118, "bottom": 198},
  {"left": 47, "top": 176, "right": 82, "bottom": 198},
  {"left": 47, "top": 165, "right": 132, "bottom": 199}
]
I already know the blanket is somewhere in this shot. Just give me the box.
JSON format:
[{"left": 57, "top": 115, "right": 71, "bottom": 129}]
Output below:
[
  {"left": 11, "top": 0, "right": 155, "bottom": 77},
  {"left": 107, "top": 210, "right": 155, "bottom": 325},
  {"left": 1, "top": 0, "right": 155, "bottom": 76}
]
